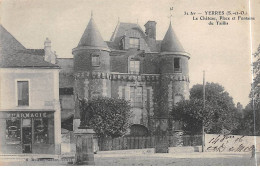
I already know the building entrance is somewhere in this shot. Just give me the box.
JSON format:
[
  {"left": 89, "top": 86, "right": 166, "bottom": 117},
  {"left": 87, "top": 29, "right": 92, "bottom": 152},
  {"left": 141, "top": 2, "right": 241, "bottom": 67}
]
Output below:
[
  {"left": 22, "top": 119, "right": 32, "bottom": 153},
  {"left": 22, "top": 127, "right": 32, "bottom": 153}
]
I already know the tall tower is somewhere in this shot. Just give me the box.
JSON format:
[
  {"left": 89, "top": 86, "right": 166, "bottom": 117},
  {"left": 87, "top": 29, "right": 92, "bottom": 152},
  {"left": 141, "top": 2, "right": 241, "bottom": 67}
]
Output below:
[
  {"left": 72, "top": 13, "right": 111, "bottom": 130},
  {"left": 159, "top": 22, "right": 190, "bottom": 131}
]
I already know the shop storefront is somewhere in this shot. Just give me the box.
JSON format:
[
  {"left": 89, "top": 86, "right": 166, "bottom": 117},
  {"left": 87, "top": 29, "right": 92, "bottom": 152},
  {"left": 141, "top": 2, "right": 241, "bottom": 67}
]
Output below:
[{"left": 0, "top": 111, "right": 55, "bottom": 154}]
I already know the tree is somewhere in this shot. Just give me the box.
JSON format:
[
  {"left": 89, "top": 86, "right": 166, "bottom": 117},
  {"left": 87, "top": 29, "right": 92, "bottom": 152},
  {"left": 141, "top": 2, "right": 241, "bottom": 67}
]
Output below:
[
  {"left": 251, "top": 44, "right": 260, "bottom": 108},
  {"left": 234, "top": 106, "right": 260, "bottom": 136},
  {"left": 171, "top": 82, "right": 238, "bottom": 135},
  {"left": 190, "top": 82, "right": 235, "bottom": 112},
  {"left": 79, "top": 97, "right": 132, "bottom": 138},
  {"left": 237, "top": 44, "right": 260, "bottom": 136}
]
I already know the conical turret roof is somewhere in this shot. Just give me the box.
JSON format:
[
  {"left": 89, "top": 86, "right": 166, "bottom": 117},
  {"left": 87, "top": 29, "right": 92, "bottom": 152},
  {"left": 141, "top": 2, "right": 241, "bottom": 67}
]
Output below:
[
  {"left": 161, "top": 22, "right": 185, "bottom": 53},
  {"left": 77, "top": 15, "right": 108, "bottom": 49}
]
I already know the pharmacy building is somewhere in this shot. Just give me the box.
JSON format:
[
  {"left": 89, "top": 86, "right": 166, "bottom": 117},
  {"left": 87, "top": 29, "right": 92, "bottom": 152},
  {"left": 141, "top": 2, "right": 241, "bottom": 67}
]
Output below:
[{"left": 0, "top": 25, "right": 61, "bottom": 154}]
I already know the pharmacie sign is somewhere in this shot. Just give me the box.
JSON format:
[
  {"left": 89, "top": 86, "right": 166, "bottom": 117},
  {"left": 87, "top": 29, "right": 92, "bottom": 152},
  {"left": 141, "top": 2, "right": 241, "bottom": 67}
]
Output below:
[{"left": 7, "top": 112, "right": 48, "bottom": 118}]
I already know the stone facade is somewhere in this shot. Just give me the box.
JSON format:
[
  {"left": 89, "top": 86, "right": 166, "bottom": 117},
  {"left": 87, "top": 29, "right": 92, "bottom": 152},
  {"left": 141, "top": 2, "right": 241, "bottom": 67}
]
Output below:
[{"left": 59, "top": 15, "right": 191, "bottom": 135}]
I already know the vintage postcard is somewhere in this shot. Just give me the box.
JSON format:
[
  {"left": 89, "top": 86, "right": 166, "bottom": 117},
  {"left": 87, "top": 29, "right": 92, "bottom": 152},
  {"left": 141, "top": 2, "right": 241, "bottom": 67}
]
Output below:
[{"left": 0, "top": 0, "right": 259, "bottom": 166}]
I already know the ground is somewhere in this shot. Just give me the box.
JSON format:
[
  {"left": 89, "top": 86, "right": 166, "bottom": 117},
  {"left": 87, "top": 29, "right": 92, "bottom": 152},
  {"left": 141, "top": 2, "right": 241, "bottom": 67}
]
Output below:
[{"left": 0, "top": 152, "right": 259, "bottom": 166}]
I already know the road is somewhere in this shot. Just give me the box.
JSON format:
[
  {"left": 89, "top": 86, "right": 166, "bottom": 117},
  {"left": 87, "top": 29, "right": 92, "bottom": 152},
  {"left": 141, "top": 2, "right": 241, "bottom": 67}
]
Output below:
[{"left": 0, "top": 152, "right": 259, "bottom": 166}]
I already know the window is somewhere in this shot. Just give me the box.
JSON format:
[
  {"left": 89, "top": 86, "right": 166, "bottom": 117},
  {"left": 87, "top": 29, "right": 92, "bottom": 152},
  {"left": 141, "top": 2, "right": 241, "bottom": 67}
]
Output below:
[
  {"left": 129, "top": 38, "right": 140, "bottom": 49},
  {"left": 174, "top": 58, "right": 181, "bottom": 72},
  {"left": 17, "top": 81, "right": 29, "bottom": 106},
  {"left": 34, "top": 119, "right": 48, "bottom": 144},
  {"left": 59, "top": 88, "right": 74, "bottom": 95},
  {"left": 174, "top": 94, "right": 183, "bottom": 105},
  {"left": 130, "top": 86, "right": 143, "bottom": 108},
  {"left": 129, "top": 60, "right": 140, "bottom": 74},
  {"left": 91, "top": 55, "right": 100, "bottom": 66},
  {"left": 5, "top": 112, "right": 54, "bottom": 146},
  {"left": 6, "top": 119, "right": 21, "bottom": 144}
]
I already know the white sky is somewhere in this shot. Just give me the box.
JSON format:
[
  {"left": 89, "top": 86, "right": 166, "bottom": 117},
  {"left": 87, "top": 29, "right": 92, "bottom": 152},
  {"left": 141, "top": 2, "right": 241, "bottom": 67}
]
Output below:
[{"left": 1, "top": 0, "right": 259, "bottom": 107}]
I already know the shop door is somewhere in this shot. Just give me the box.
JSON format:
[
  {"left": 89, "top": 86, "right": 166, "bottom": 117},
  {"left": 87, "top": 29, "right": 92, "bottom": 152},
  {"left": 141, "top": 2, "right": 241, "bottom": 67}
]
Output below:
[{"left": 22, "top": 119, "right": 32, "bottom": 153}]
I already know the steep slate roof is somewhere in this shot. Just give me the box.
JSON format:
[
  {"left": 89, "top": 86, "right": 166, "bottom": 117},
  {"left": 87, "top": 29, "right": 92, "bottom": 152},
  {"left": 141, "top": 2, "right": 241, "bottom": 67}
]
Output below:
[
  {"left": 0, "top": 25, "right": 26, "bottom": 52},
  {"left": 77, "top": 16, "right": 108, "bottom": 48},
  {"left": 109, "top": 22, "right": 148, "bottom": 50},
  {"left": 0, "top": 25, "right": 59, "bottom": 68},
  {"left": 20, "top": 49, "right": 45, "bottom": 56},
  {"left": 161, "top": 22, "right": 185, "bottom": 53},
  {"left": 0, "top": 52, "right": 59, "bottom": 68}
]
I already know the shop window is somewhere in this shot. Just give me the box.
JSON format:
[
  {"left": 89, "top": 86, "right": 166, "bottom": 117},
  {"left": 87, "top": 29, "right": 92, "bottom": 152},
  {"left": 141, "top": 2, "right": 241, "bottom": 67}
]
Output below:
[
  {"left": 130, "top": 86, "right": 143, "bottom": 108},
  {"left": 6, "top": 119, "right": 21, "bottom": 144},
  {"left": 174, "top": 58, "right": 181, "bottom": 72},
  {"left": 129, "top": 38, "right": 140, "bottom": 49},
  {"left": 17, "top": 81, "right": 29, "bottom": 106},
  {"left": 34, "top": 119, "right": 48, "bottom": 144},
  {"left": 129, "top": 60, "right": 140, "bottom": 74},
  {"left": 91, "top": 55, "right": 100, "bottom": 67}
]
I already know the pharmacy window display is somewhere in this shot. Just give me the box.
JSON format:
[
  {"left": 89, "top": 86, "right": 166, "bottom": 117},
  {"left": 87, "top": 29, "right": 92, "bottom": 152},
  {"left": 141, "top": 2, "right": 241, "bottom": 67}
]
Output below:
[
  {"left": 2, "top": 112, "right": 54, "bottom": 154},
  {"left": 6, "top": 118, "right": 21, "bottom": 144}
]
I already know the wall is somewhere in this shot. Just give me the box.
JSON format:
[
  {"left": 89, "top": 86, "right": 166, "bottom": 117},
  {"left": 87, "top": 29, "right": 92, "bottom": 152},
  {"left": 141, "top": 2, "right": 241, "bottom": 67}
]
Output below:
[
  {"left": 110, "top": 76, "right": 158, "bottom": 129},
  {"left": 110, "top": 52, "right": 159, "bottom": 74},
  {"left": 73, "top": 49, "right": 110, "bottom": 73},
  {"left": 160, "top": 55, "right": 189, "bottom": 75},
  {"left": 0, "top": 68, "right": 59, "bottom": 110},
  {"left": 60, "top": 95, "right": 74, "bottom": 120},
  {"left": 110, "top": 54, "right": 128, "bottom": 73}
]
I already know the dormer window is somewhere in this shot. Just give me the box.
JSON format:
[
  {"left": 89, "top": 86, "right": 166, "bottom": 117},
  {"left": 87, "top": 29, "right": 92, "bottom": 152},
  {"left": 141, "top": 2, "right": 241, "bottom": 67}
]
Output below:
[
  {"left": 129, "top": 60, "right": 140, "bottom": 74},
  {"left": 92, "top": 55, "right": 100, "bottom": 67},
  {"left": 174, "top": 58, "right": 181, "bottom": 73},
  {"left": 129, "top": 37, "right": 140, "bottom": 49}
]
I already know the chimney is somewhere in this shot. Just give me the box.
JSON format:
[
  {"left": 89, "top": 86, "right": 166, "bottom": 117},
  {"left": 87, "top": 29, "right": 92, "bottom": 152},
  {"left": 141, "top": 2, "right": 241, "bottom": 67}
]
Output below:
[
  {"left": 44, "top": 37, "right": 51, "bottom": 49},
  {"left": 44, "top": 38, "right": 56, "bottom": 64},
  {"left": 144, "top": 21, "right": 157, "bottom": 39}
]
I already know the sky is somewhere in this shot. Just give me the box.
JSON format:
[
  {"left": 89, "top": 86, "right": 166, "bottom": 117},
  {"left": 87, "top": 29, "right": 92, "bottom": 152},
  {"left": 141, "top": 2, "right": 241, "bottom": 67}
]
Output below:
[{"left": 1, "top": 0, "right": 259, "bottom": 107}]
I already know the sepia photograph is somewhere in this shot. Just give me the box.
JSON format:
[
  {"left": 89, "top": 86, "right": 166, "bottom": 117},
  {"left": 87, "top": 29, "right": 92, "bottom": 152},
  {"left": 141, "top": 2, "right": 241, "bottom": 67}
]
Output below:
[{"left": 0, "top": 0, "right": 259, "bottom": 166}]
